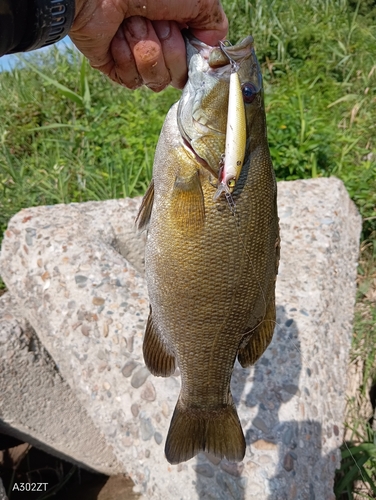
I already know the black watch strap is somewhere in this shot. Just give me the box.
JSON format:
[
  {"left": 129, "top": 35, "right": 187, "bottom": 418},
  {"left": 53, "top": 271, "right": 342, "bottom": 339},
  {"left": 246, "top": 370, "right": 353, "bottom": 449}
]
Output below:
[
  {"left": 0, "top": 0, "right": 75, "bottom": 56},
  {"left": 27, "top": 0, "right": 75, "bottom": 51}
]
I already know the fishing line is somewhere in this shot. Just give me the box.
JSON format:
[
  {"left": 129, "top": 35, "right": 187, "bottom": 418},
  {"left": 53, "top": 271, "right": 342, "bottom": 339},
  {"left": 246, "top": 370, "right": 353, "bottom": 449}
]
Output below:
[
  {"left": 224, "top": 192, "right": 237, "bottom": 214},
  {"left": 224, "top": 196, "right": 363, "bottom": 489}
]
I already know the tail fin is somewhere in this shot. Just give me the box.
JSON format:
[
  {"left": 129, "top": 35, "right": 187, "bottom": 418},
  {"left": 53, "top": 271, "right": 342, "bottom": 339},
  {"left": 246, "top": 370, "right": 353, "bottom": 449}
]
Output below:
[{"left": 165, "top": 400, "right": 245, "bottom": 464}]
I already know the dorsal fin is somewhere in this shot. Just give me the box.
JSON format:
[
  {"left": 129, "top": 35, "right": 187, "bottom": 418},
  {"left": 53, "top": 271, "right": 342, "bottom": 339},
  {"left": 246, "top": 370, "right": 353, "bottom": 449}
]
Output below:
[{"left": 136, "top": 179, "right": 154, "bottom": 231}]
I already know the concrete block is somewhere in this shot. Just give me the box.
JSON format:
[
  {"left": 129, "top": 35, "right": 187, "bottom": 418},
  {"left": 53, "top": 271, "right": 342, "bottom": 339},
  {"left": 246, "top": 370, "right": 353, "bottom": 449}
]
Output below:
[
  {"left": 0, "top": 178, "right": 361, "bottom": 499},
  {"left": 0, "top": 292, "right": 121, "bottom": 476}
]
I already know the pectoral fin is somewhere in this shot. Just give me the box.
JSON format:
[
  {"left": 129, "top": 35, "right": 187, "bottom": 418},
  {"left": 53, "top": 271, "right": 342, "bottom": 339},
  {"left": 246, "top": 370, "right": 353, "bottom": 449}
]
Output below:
[
  {"left": 238, "top": 297, "right": 276, "bottom": 367},
  {"left": 143, "top": 308, "right": 176, "bottom": 377},
  {"left": 136, "top": 179, "right": 154, "bottom": 231},
  {"left": 172, "top": 170, "right": 205, "bottom": 232}
]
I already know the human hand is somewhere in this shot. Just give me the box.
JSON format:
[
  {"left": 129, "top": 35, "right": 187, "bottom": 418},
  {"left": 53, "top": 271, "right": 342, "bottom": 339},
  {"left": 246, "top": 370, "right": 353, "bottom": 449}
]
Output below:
[{"left": 70, "top": 0, "right": 228, "bottom": 91}]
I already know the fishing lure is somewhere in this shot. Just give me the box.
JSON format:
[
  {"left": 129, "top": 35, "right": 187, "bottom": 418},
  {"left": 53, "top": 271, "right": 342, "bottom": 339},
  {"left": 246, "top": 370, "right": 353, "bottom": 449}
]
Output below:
[{"left": 213, "top": 42, "right": 247, "bottom": 201}]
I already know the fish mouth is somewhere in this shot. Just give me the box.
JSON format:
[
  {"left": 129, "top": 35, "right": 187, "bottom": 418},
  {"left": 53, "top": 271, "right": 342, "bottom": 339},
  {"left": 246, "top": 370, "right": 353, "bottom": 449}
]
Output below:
[
  {"left": 178, "top": 35, "right": 259, "bottom": 177},
  {"left": 186, "top": 34, "right": 255, "bottom": 71}
]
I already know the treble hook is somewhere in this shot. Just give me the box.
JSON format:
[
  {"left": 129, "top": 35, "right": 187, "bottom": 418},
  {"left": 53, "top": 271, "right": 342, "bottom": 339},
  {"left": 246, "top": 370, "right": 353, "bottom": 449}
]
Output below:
[{"left": 219, "top": 40, "right": 240, "bottom": 73}]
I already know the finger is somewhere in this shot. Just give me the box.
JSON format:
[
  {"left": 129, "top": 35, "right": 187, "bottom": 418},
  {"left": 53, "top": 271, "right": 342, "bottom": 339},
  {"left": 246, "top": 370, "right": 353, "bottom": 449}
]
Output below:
[
  {"left": 126, "top": 1, "right": 228, "bottom": 43},
  {"left": 153, "top": 21, "right": 187, "bottom": 90},
  {"left": 69, "top": 30, "right": 114, "bottom": 76},
  {"left": 70, "top": 2, "right": 124, "bottom": 71},
  {"left": 191, "top": 26, "right": 229, "bottom": 47},
  {"left": 123, "top": 16, "right": 171, "bottom": 92},
  {"left": 109, "top": 26, "right": 142, "bottom": 88}
]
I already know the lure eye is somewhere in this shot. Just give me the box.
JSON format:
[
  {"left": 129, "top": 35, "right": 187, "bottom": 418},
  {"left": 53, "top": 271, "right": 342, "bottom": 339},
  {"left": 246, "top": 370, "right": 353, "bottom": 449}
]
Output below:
[
  {"left": 242, "top": 83, "right": 257, "bottom": 103},
  {"left": 227, "top": 179, "right": 236, "bottom": 188}
]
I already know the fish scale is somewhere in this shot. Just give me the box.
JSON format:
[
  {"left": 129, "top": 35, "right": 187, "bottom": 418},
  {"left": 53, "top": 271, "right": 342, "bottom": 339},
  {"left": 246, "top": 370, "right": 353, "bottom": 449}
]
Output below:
[{"left": 137, "top": 35, "right": 279, "bottom": 464}]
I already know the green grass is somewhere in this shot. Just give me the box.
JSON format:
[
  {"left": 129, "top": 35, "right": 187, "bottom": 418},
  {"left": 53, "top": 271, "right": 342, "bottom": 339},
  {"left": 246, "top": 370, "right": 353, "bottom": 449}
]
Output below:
[
  {"left": 336, "top": 436, "right": 376, "bottom": 498},
  {"left": 0, "top": 47, "right": 180, "bottom": 241},
  {"left": 0, "top": 0, "right": 375, "bottom": 236},
  {"left": 0, "top": 0, "right": 375, "bottom": 495},
  {"left": 227, "top": 0, "right": 376, "bottom": 238}
]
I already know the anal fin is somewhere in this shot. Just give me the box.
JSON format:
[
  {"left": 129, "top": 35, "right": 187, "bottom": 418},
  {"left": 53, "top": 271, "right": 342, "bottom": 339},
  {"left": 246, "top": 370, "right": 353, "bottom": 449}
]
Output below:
[
  {"left": 143, "top": 308, "right": 176, "bottom": 377},
  {"left": 136, "top": 179, "right": 154, "bottom": 231},
  {"left": 238, "top": 297, "right": 276, "bottom": 367}
]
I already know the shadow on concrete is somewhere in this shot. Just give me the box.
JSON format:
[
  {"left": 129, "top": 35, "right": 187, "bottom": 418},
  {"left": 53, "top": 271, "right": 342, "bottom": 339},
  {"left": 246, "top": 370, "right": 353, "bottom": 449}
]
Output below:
[{"left": 194, "top": 306, "right": 337, "bottom": 499}]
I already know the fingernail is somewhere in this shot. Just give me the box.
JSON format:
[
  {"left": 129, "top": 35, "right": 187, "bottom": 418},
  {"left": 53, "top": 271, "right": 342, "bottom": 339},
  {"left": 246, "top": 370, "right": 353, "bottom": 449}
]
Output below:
[
  {"left": 145, "top": 78, "right": 170, "bottom": 92},
  {"left": 153, "top": 21, "right": 171, "bottom": 41},
  {"left": 126, "top": 16, "right": 148, "bottom": 39}
]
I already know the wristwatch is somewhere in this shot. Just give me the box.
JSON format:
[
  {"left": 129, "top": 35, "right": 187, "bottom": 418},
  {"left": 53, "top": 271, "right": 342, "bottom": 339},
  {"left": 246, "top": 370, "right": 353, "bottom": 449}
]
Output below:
[{"left": 0, "top": 0, "right": 75, "bottom": 56}]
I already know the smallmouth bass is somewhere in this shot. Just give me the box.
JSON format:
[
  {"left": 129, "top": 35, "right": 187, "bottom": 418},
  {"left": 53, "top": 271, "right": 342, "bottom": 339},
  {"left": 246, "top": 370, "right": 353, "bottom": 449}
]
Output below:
[{"left": 137, "top": 35, "right": 280, "bottom": 464}]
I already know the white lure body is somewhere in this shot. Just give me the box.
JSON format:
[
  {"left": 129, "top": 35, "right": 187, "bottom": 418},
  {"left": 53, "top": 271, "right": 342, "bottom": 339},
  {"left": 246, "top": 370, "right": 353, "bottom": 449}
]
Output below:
[{"left": 213, "top": 70, "right": 247, "bottom": 200}]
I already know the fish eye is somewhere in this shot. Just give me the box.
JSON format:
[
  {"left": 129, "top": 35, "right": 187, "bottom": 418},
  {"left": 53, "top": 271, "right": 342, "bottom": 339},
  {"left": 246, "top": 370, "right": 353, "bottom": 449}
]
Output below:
[
  {"left": 241, "top": 83, "right": 257, "bottom": 103},
  {"left": 227, "top": 179, "right": 236, "bottom": 188}
]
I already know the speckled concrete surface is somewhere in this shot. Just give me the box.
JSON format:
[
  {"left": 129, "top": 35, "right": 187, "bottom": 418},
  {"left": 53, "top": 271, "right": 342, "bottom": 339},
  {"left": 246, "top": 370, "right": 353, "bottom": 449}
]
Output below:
[
  {"left": 0, "top": 292, "right": 121, "bottom": 475},
  {"left": 0, "top": 178, "right": 361, "bottom": 499}
]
